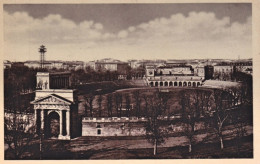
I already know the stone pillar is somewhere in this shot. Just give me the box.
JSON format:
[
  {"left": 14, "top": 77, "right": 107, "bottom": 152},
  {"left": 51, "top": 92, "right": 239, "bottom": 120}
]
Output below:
[
  {"left": 63, "top": 78, "right": 66, "bottom": 88},
  {"left": 34, "top": 108, "right": 37, "bottom": 126},
  {"left": 34, "top": 108, "right": 38, "bottom": 133},
  {"left": 59, "top": 111, "right": 63, "bottom": 136},
  {"left": 61, "top": 77, "right": 64, "bottom": 87},
  {"left": 41, "top": 109, "right": 44, "bottom": 130},
  {"left": 66, "top": 111, "right": 70, "bottom": 136}
]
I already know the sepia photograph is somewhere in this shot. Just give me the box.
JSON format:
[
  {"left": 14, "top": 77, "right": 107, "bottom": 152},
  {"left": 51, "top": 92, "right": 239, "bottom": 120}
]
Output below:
[{"left": 3, "top": 2, "right": 254, "bottom": 160}]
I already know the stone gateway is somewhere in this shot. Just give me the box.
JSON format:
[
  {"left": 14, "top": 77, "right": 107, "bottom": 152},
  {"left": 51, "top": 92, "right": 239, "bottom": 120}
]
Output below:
[{"left": 31, "top": 72, "right": 79, "bottom": 140}]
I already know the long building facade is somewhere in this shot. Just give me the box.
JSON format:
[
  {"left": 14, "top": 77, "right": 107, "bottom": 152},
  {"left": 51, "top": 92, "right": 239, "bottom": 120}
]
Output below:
[{"left": 145, "top": 64, "right": 205, "bottom": 87}]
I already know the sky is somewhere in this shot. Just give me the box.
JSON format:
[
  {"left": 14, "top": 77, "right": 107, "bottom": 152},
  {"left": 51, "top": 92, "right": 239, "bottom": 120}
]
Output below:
[{"left": 3, "top": 4, "right": 252, "bottom": 62}]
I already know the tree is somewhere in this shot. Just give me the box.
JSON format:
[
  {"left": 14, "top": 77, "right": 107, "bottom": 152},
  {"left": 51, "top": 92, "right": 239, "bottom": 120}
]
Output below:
[
  {"left": 145, "top": 90, "right": 168, "bottom": 155},
  {"left": 191, "top": 89, "right": 201, "bottom": 118},
  {"left": 180, "top": 90, "right": 188, "bottom": 119},
  {"left": 158, "top": 92, "right": 170, "bottom": 116},
  {"left": 231, "top": 107, "right": 247, "bottom": 155},
  {"left": 4, "top": 113, "right": 36, "bottom": 159},
  {"left": 4, "top": 67, "right": 37, "bottom": 113},
  {"left": 209, "top": 89, "right": 230, "bottom": 150},
  {"left": 227, "top": 86, "right": 242, "bottom": 107},
  {"left": 133, "top": 90, "right": 141, "bottom": 117},
  {"left": 180, "top": 91, "right": 197, "bottom": 153},
  {"left": 143, "top": 94, "right": 151, "bottom": 117},
  {"left": 97, "top": 94, "right": 103, "bottom": 117},
  {"left": 106, "top": 94, "right": 113, "bottom": 117},
  {"left": 84, "top": 94, "right": 94, "bottom": 117},
  {"left": 83, "top": 102, "right": 89, "bottom": 117},
  {"left": 125, "top": 94, "right": 131, "bottom": 117},
  {"left": 114, "top": 93, "right": 123, "bottom": 117},
  {"left": 203, "top": 90, "right": 213, "bottom": 113}
]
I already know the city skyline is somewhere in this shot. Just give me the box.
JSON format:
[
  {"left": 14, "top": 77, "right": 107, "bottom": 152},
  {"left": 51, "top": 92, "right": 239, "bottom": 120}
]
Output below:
[{"left": 4, "top": 4, "right": 252, "bottom": 61}]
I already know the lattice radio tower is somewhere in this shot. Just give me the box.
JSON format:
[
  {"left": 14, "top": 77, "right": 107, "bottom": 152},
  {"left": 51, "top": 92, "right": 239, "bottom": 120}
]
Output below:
[{"left": 39, "top": 45, "right": 47, "bottom": 69}]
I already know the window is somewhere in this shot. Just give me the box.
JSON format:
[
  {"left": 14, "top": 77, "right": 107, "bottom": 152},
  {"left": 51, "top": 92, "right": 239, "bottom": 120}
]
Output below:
[
  {"left": 96, "top": 123, "right": 101, "bottom": 128},
  {"left": 97, "top": 129, "right": 101, "bottom": 135}
]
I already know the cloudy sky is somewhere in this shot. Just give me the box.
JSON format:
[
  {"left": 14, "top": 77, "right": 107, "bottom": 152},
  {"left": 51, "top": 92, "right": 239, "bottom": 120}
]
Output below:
[{"left": 4, "top": 4, "right": 252, "bottom": 62}]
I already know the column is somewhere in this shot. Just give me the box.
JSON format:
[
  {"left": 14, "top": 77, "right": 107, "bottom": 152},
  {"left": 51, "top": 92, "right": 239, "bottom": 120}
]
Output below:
[
  {"left": 58, "top": 78, "right": 60, "bottom": 88},
  {"left": 35, "top": 109, "right": 39, "bottom": 133},
  {"left": 65, "top": 78, "right": 67, "bottom": 88},
  {"left": 63, "top": 77, "right": 65, "bottom": 87},
  {"left": 66, "top": 111, "right": 70, "bottom": 136},
  {"left": 59, "top": 111, "right": 63, "bottom": 136},
  {"left": 41, "top": 109, "right": 44, "bottom": 130},
  {"left": 61, "top": 78, "right": 63, "bottom": 87},
  {"left": 34, "top": 108, "right": 37, "bottom": 127}
]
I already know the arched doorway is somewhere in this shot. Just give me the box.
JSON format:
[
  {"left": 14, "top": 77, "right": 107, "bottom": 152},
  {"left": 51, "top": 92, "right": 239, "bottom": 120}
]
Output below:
[
  {"left": 174, "top": 82, "right": 178, "bottom": 86},
  {"left": 164, "top": 81, "right": 168, "bottom": 87},
  {"left": 150, "top": 82, "right": 153, "bottom": 87},
  {"left": 193, "top": 82, "right": 196, "bottom": 87},
  {"left": 183, "top": 82, "right": 187, "bottom": 87},
  {"left": 46, "top": 111, "right": 60, "bottom": 138},
  {"left": 197, "top": 82, "right": 201, "bottom": 86},
  {"left": 155, "top": 82, "right": 158, "bottom": 87},
  {"left": 179, "top": 82, "right": 182, "bottom": 87},
  {"left": 169, "top": 82, "right": 173, "bottom": 86},
  {"left": 188, "top": 82, "right": 191, "bottom": 86}
]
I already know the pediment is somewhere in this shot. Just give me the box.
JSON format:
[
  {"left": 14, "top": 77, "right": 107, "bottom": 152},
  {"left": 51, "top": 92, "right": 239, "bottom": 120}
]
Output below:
[{"left": 31, "top": 94, "right": 72, "bottom": 105}]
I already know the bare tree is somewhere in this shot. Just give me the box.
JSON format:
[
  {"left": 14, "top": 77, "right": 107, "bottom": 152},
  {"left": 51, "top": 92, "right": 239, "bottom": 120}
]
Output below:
[
  {"left": 180, "top": 91, "right": 197, "bottom": 153},
  {"left": 125, "top": 94, "right": 131, "bottom": 117},
  {"left": 106, "top": 94, "right": 113, "bottom": 117},
  {"left": 209, "top": 89, "right": 230, "bottom": 150},
  {"left": 143, "top": 94, "right": 150, "bottom": 117},
  {"left": 84, "top": 94, "right": 94, "bottom": 117},
  {"left": 115, "top": 93, "right": 123, "bottom": 117},
  {"left": 199, "top": 90, "right": 207, "bottom": 116},
  {"left": 203, "top": 90, "right": 213, "bottom": 113},
  {"left": 158, "top": 92, "right": 170, "bottom": 116},
  {"left": 133, "top": 90, "right": 141, "bottom": 117},
  {"left": 83, "top": 102, "right": 89, "bottom": 117},
  {"left": 145, "top": 92, "right": 167, "bottom": 156},
  {"left": 180, "top": 90, "right": 187, "bottom": 119},
  {"left": 191, "top": 89, "right": 201, "bottom": 118},
  {"left": 97, "top": 94, "right": 103, "bottom": 117},
  {"left": 227, "top": 86, "right": 242, "bottom": 107},
  {"left": 231, "top": 107, "right": 248, "bottom": 155},
  {"left": 4, "top": 114, "right": 36, "bottom": 159}
]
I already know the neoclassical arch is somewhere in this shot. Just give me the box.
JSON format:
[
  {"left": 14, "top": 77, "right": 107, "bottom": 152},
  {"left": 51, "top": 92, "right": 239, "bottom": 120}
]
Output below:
[
  {"left": 169, "top": 81, "right": 173, "bottom": 86},
  {"left": 32, "top": 92, "right": 75, "bottom": 140},
  {"left": 164, "top": 81, "right": 168, "bottom": 87},
  {"left": 174, "top": 82, "right": 178, "bottom": 86},
  {"left": 197, "top": 82, "right": 201, "bottom": 86},
  {"left": 150, "top": 82, "right": 154, "bottom": 87},
  {"left": 183, "top": 82, "right": 187, "bottom": 87},
  {"left": 179, "top": 82, "right": 182, "bottom": 87},
  {"left": 193, "top": 82, "right": 196, "bottom": 87},
  {"left": 188, "top": 82, "right": 191, "bottom": 87},
  {"left": 155, "top": 82, "right": 158, "bottom": 87}
]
